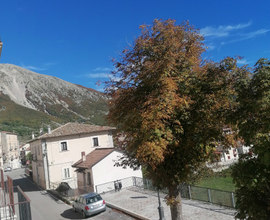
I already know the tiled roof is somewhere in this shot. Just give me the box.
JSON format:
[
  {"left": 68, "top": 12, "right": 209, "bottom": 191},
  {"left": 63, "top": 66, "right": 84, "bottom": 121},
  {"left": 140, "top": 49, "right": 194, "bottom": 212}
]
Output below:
[
  {"left": 215, "top": 145, "right": 224, "bottom": 152},
  {"left": 72, "top": 148, "right": 115, "bottom": 169},
  {"left": 38, "top": 123, "right": 115, "bottom": 139},
  {"left": 0, "top": 131, "right": 16, "bottom": 135}
]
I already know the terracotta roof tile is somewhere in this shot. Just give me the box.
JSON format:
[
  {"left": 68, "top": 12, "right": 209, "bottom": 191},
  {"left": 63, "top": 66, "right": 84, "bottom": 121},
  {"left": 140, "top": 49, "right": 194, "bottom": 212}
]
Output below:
[
  {"left": 38, "top": 123, "right": 115, "bottom": 139},
  {"left": 72, "top": 148, "right": 115, "bottom": 169}
]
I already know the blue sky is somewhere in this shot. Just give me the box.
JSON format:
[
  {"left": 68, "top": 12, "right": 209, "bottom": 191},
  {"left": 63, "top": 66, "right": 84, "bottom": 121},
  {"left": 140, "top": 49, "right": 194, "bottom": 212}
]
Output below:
[{"left": 1, "top": 1, "right": 269, "bottom": 92}]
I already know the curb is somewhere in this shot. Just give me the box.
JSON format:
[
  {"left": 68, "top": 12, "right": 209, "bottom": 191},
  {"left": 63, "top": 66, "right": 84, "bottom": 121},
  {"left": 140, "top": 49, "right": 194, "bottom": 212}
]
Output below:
[
  {"left": 106, "top": 201, "right": 151, "bottom": 220},
  {"left": 26, "top": 176, "right": 150, "bottom": 220},
  {"left": 45, "top": 188, "right": 150, "bottom": 220}
]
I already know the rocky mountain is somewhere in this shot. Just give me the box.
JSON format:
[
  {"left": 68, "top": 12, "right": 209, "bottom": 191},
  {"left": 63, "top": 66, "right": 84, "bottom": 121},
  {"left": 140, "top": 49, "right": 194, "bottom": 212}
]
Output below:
[{"left": 0, "top": 64, "right": 109, "bottom": 141}]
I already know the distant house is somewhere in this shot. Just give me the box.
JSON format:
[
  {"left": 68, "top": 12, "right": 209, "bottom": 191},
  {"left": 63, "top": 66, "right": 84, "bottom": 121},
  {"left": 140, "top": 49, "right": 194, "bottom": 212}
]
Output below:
[
  {"left": 20, "top": 143, "right": 31, "bottom": 165},
  {"left": 72, "top": 148, "right": 142, "bottom": 192},
  {"left": 236, "top": 144, "right": 252, "bottom": 155},
  {"left": 0, "top": 131, "right": 20, "bottom": 169},
  {"left": 29, "top": 123, "right": 115, "bottom": 190},
  {"left": 215, "top": 145, "right": 239, "bottom": 162}
]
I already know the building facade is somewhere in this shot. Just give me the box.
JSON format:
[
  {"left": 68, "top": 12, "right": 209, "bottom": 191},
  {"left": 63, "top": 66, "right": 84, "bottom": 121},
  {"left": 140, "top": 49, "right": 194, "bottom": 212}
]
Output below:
[
  {"left": 0, "top": 131, "right": 20, "bottom": 169},
  {"left": 29, "top": 123, "right": 115, "bottom": 190}
]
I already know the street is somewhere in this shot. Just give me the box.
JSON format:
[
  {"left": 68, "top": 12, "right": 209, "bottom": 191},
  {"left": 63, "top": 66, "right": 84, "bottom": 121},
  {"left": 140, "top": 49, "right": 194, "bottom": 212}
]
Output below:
[{"left": 5, "top": 168, "right": 136, "bottom": 220}]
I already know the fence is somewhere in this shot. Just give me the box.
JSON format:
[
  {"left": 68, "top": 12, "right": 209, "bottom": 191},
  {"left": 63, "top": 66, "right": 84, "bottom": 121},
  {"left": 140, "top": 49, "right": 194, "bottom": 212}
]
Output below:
[
  {"left": 16, "top": 186, "right": 32, "bottom": 220},
  {"left": 95, "top": 177, "right": 136, "bottom": 194},
  {"left": 0, "top": 170, "right": 32, "bottom": 220},
  {"left": 96, "top": 176, "right": 236, "bottom": 209}
]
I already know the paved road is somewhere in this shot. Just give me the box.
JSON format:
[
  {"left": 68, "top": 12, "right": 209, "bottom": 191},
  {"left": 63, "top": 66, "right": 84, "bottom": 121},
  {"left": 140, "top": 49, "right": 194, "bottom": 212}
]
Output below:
[{"left": 5, "top": 168, "right": 136, "bottom": 220}]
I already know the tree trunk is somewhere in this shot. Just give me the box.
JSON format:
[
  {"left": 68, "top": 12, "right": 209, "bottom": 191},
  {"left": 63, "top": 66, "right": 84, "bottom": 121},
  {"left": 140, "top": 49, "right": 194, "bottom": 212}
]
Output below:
[{"left": 169, "top": 185, "right": 183, "bottom": 220}]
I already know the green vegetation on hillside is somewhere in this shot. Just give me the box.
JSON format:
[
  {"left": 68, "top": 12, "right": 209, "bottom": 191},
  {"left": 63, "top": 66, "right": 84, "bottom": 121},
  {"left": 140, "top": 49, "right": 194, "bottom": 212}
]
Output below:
[
  {"left": 0, "top": 92, "right": 108, "bottom": 143},
  {"left": 196, "top": 168, "right": 236, "bottom": 192},
  {"left": 0, "top": 93, "right": 62, "bottom": 142}
]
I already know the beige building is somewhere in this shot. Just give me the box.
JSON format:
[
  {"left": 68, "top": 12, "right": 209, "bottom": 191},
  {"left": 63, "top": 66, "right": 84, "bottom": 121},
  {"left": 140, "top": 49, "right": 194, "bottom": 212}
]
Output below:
[
  {"left": 0, "top": 131, "right": 20, "bottom": 169},
  {"left": 29, "top": 123, "right": 116, "bottom": 190}
]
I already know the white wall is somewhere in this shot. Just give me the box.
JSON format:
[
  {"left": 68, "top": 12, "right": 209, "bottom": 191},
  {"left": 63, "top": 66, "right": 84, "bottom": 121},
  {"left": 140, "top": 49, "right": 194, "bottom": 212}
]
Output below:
[
  {"left": 92, "top": 151, "right": 142, "bottom": 192},
  {"left": 221, "top": 147, "right": 238, "bottom": 162}
]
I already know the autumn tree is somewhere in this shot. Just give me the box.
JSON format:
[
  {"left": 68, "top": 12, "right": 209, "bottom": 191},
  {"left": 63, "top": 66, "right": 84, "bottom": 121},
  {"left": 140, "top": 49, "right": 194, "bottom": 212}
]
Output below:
[
  {"left": 105, "top": 19, "right": 247, "bottom": 220},
  {"left": 231, "top": 58, "right": 270, "bottom": 220}
]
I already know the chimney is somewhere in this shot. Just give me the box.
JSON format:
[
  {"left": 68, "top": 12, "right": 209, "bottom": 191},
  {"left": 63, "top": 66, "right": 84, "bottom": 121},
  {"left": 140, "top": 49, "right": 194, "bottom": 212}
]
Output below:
[
  {"left": 32, "top": 132, "right": 35, "bottom": 139},
  {"left": 40, "top": 128, "right": 43, "bottom": 135},
  {"left": 81, "top": 151, "right": 86, "bottom": 161},
  {"left": 48, "top": 125, "right": 51, "bottom": 134}
]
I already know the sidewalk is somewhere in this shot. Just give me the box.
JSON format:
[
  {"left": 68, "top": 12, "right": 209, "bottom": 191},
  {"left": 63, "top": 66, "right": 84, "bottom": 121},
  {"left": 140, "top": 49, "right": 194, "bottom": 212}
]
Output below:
[{"left": 101, "top": 187, "right": 236, "bottom": 220}]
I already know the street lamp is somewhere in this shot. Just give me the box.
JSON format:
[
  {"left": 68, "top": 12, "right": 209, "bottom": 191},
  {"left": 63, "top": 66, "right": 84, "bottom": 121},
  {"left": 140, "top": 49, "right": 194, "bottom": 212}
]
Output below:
[{"left": 157, "top": 189, "right": 166, "bottom": 220}]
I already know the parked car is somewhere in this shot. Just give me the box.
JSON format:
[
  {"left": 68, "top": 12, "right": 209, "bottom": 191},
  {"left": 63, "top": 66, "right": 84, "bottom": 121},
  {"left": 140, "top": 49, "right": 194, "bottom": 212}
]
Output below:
[
  {"left": 72, "top": 192, "right": 106, "bottom": 218},
  {"left": 4, "top": 166, "right": 12, "bottom": 172}
]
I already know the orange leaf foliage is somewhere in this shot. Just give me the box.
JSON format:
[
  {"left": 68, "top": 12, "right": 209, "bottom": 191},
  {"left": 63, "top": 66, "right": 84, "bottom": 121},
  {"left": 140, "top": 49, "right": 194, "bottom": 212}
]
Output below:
[{"left": 105, "top": 19, "right": 250, "bottom": 190}]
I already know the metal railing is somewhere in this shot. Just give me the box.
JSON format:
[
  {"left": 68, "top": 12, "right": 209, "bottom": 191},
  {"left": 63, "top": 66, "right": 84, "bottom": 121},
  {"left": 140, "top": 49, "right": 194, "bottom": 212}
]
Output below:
[
  {"left": 96, "top": 176, "right": 236, "bottom": 209},
  {"left": 0, "top": 171, "right": 32, "bottom": 220},
  {"left": 95, "top": 177, "right": 136, "bottom": 194},
  {"left": 17, "top": 186, "right": 32, "bottom": 220}
]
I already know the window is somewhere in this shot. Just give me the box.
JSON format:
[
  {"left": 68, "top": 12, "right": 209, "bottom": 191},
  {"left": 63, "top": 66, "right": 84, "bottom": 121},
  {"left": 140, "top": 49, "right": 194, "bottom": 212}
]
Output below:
[
  {"left": 87, "top": 172, "right": 91, "bottom": 185},
  {"left": 61, "top": 142, "right": 68, "bottom": 151},
  {"left": 86, "top": 195, "right": 102, "bottom": 204},
  {"left": 79, "top": 197, "right": 84, "bottom": 204},
  {"left": 92, "top": 137, "right": 99, "bottom": 147},
  {"left": 63, "top": 168, "right": 70, "bottom": 179}
]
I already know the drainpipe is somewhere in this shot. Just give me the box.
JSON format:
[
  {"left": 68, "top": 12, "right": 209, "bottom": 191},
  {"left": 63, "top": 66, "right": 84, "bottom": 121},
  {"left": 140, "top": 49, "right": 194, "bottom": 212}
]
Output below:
[
  {"left": 45, "top": 142, "right": 50, "bottom": 189},
  {"left": 42, "top": 140, "right": 50, "bottom": 189}
]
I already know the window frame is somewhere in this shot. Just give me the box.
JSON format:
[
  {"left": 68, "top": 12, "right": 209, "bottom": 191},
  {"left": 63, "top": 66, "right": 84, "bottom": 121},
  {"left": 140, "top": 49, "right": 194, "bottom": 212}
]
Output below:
[
  {"left": 59, "top": 141, "right": 68, "bottom": 152},
  {"left": 62, "top": 167, "right": 71, "bottom": 179},
  {"left": 92, "top": 137, "right": 99, "bottom": 147}
]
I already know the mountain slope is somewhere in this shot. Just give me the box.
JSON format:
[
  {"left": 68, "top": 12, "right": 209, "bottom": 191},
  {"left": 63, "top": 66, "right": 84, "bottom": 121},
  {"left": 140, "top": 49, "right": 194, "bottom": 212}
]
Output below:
[{"left": 0, "top": 64, "right": 109, "bottom": 141}]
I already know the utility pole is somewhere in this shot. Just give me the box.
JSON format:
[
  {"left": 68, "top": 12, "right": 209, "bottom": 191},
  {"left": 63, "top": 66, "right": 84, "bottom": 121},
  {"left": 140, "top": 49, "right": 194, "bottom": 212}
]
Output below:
[{"left": 157, "top": 189, "right": 166, "bottom": 220}]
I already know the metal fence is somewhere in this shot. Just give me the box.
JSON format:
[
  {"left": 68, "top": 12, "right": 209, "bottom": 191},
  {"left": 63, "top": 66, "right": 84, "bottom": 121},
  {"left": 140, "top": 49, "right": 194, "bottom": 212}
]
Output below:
[
  {"left": 95, "top": 177, "right": 136, "bottom": 194},
  {"left": 0, "top": 186, "right": 32, "bottom": 220},
  {"left": 0, "top": 170, "right": 32, "bottom": 220},
  {"left": 16, "top": 186, "right": 32, "bottom": 220},
  {"left": 96, "top": 176, "right": 236, "bottom": 209}
]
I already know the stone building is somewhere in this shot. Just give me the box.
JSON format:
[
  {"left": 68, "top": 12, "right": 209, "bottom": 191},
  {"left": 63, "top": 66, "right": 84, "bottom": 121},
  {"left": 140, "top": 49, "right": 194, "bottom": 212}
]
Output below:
[{"left": 0, "top": 131, "right": 20, "bottom": 169}]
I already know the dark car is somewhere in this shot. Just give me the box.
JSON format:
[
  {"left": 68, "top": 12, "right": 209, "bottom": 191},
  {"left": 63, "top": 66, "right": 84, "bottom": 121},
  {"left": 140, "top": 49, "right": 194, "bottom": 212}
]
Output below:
[{"left": 72, "top": 192, "right": 106, "bottom": 218}]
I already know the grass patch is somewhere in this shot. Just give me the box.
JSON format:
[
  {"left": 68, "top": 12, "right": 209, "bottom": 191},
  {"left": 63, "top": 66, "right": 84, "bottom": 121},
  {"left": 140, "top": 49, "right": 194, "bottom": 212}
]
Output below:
[{"left": 196, "top": 168, "right": 236, "bottom": 192}]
